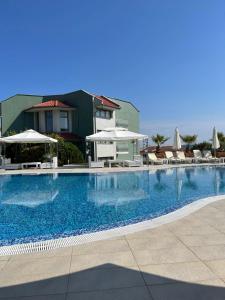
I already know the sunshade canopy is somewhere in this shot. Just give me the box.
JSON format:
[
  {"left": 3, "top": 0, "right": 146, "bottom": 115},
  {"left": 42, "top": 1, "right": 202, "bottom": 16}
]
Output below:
[
  {"left": 0, "top": 129, "right": 58, "bottom": 144},
  {"left": 86, "top": 127, "right": 148, "bottom": 142},
  {"left": 212, "top": 126, "right": 220, "bottom": 150},
  {"left": 173, "top": 127, "right": 182, "bottom": 150}
]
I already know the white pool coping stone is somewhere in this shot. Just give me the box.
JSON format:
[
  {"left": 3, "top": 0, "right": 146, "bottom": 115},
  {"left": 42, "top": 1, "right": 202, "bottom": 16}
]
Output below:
[{"left": 0, "top": 163, "right": 225, "bottom": 256}]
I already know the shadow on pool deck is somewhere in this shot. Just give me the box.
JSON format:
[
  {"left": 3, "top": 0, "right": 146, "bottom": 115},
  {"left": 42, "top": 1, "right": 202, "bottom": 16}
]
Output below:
[{"left": 0, "top": 263, "right": 225, "bottom": 299}]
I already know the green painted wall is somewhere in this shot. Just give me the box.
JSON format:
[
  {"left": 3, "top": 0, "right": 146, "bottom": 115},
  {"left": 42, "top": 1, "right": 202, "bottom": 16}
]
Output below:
[
  {"left": 112, "top": 98, "right": 139, "bottom": 160},
  {"left": 0, "top": 95, "right": 43, "bottom": 135}
]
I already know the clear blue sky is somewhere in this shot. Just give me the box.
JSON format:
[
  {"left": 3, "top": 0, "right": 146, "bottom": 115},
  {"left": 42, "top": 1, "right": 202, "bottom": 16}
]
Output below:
[{"left": 0, "top": 0, "right": 224, "bottom": 142}]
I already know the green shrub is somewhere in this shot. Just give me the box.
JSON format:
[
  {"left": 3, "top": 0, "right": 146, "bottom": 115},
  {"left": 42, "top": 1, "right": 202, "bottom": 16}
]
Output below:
[
  {"left": 60, "top": 142, "right": 84, "bottom": 165},
  {"left": 192, "top": 142, "right": 212, "bottom": 151}
]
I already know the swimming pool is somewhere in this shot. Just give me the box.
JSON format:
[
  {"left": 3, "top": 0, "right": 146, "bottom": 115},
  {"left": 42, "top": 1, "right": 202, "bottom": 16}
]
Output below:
[{"left": 0, "top": 166, "right": 225, "bottom": 246}]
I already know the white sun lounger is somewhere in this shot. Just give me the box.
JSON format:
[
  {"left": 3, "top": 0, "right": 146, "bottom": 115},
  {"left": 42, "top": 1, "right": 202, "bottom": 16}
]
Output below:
[
  {"left": 203, "top": 150, "right": 220, "bottom": 163},
  {"left": 193, "top": 150, "right": 210, "bottom": 163},
  {"left": 148, "top": 153, "right": 165, "bottom": 165},
  {"left": 124, "top": 160, "right": 142, "bottom": 167},
  {"left": 88, "top": 156, "right": 104, "bottom": 168},
  {"left": 165, "top": 151, "right": 181, "bottom": 164},
  {"left": 176, "top": 151, "right": 193, "bottom": 163}
]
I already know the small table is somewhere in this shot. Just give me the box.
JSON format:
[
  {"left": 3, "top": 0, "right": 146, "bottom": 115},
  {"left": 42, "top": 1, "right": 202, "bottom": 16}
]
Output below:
[{"left": 21, "top": 162, "right": 42, "bottom": 169}]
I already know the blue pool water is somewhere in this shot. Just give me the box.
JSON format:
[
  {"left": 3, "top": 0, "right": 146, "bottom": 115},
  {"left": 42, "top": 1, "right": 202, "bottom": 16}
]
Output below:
[{"left": 0, "top": 166, "right": 225, "bottom": 246}]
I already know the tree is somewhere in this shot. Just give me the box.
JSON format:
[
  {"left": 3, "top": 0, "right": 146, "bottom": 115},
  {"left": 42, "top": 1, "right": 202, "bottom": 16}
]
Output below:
[
  {"left": 217, "top": 132, "right": 225, "bottom": 150},
  {"left": 151, "top": 134, "right": 169, "bottom": 151},
  {"left": 180, "top": 135, "right": 197, "bottom": 150}
]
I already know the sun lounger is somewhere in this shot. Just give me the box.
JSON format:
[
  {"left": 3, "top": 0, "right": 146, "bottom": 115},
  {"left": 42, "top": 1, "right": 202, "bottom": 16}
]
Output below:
[
  {"left": 165, "top": 151, "right": 181, "bottom": 164},
  {"left": 148, "top": 153, "right": 165, "bottom": 165},
  {"left": 4, "top": 164, "right": 22, "bottom": 170},
  {"left": 203, "top": 150, "right": 220, "bottom": 163},
  {"left": 88, "top": 156, "right": 104, "bottom": 168},
  {"left": 124, "top": 159, "right": 142, "bottom": 167},
  {"left": 21, "top": 162, "right": 41, "bottom": 169},
  {"left": 176, "top": 151, "right": 193, "bottom": 163},
  {"left": 193, "top": 150, "right": 209, "bottom": 163}
]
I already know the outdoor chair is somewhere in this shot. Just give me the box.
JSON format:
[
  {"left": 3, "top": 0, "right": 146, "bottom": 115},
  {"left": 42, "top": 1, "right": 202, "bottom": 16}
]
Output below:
[
  {"left": 165, "top": 151, "right": 181, "bottom": 164},
  {"left": 148, "top": 153, "right": 165, "bottom": 165},
  {"left": 88, "top": 156, "right": 104, "bottom": 168},
  {"left": 176, "top": 151, "right": 193, "bottom": 164},
  {"left": 203, "top": 150, "right": 220, "bottom": 163},
  {"left": 193, "top": 150, "right": 209, "bottom": 163}
]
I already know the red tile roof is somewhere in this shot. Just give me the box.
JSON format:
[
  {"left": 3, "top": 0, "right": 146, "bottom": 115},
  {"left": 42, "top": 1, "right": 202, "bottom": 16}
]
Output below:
[
  {"left": 94, "top": 95, "right": 120, "bottom": 109},
  {"left": 32, "top": 100, "right": 72, "bottom": 108}
]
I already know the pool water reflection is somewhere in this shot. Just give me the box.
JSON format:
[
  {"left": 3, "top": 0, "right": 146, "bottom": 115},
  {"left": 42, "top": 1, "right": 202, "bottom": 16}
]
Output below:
[{"left": 0, "top": 166, "right": 225, "bottom": 246}]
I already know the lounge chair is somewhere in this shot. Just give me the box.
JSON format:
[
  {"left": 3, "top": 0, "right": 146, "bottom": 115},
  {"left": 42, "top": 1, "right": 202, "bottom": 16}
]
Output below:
[
  {"left": 3, "top": 164, "right": 22, "bottom": 170},
  {"left": 193, "top": 150, "right": 209, "bottom": 163},
  {"left": 165, "top": 151, "right": 181, "bottom": 164},
  {"left": 176, "top": 151, "right": 193, "bottom": 164},
  {"left": 203, "top": 150, "right": 220, "bottom": 163},
  {"left": 124, "top": 160, "right": 142, "bottom": 167},
  {"left": 148, "top": 153, "right": 164, "bottom": 165},
  {"left": 88, "top": 156, "right": 104, "bottom": 168}
]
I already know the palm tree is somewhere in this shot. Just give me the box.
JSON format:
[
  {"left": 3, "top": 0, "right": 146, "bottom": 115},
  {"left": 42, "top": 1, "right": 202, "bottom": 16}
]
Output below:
[
  {"left": 151, "top": 134, "right": 169, "bottom": 151},
  {"left": 180, "top": 135, "right": 197, "bottom": 150}
]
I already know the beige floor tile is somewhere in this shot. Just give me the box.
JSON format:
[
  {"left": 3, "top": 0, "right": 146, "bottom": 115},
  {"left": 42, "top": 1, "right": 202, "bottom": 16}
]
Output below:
[
  {"left": 67, "top": 286, "right": 152, "bottom": 300},
  {"left": 209, "top": 200, "right": 225, "bottom": 209},
  {"left": 127, "top": 236, "right": 182, "bottom": 251},
  {"left": 133, "top": 246, "right": 199, "bottom": 266},
  {"left": 190, "top": 245, "right": 225, "bottom": 261},
  {"left": 141, "top": 261, "right": 217, "bottom": 285},
  {"left": 196, "top": 278, "right": 225, "bottom": 287},
  {"left": 0, "top": 256, "right": 10, "bottom": 261},
  {"left": 205, "top": 259, "right": 225, "bottom": 278},
  {"left": 125, "top": 226, "right": 173, "bottom": 240},
  {"left": 149, "top": 280, "right": 225, "bottom": 300},
  {"left": 0, "top": 273, "right": 68, "bottom": 298},
  {"left": 70, "top": 251, "right": 136, "bottom": 272},
  {"left": 0, "top": 260, "right": 8, "bottom": 271},
  {"left": 179, "top": 233, "right": 225, "bottom": 247},
  {"left": 68, "top": 265, "right": 144, "bottom": 292},
  {"left": 1, "top": 256, "right": 71, "bottom": 277},
  {"left": 10, "top": 247, "right": 73, "bottom": 261},
  {"left": 167, "top": 224, "right": 219, "bottom": 236},
  {"left": 72, "top": 239, "right": 130, "bottom": 255}
]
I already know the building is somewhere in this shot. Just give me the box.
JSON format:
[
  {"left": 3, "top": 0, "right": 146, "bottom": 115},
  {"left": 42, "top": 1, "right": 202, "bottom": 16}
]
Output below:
[{"left": 0, "top": 90, "right": 139, "bottom": 160}]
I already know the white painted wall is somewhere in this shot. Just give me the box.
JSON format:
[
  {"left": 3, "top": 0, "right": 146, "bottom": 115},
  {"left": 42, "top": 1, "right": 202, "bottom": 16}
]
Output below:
[
  {"left": 95, "top": 111, "right": 115, "bottom": 131},
  {"left": 95, "top": 111, "right": 116, "bottom": 159}
]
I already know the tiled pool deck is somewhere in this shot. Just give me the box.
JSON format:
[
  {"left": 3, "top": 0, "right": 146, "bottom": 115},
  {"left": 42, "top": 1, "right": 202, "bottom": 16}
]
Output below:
[{"left": 1, "top": 165, "right": 225, "bottom": 299}]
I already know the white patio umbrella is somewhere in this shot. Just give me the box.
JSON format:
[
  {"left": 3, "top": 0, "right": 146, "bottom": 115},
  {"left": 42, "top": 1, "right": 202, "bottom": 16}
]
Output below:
[
  {"left": 0, "top": 129, "right": 58, "bottom": 167},
  {"left": 173, "top": 127, "right": 182, "bottom": 150},
  {"left": 212, "top": 127, "right": 220, "bottom": 150},
  {"left": 86, "top": 127, "right": 148, "bottom": 141},
  {"left": 0, "top": 129, "right": 57, "bottom": 143}
]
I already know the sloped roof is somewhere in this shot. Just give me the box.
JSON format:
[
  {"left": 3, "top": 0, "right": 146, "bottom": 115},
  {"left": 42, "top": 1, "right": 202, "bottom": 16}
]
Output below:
[
  {"left": 94, "top": 95, "right": 120, "bottom": 109},
  {"left": 32, "top": 100, "right": 72, "bottom": 108}
]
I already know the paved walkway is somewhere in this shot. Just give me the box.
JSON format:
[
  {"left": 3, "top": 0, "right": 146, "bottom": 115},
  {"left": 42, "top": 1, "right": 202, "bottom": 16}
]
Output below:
[{"left": 1, "top": 199, "right": 225, "bottom": 299}]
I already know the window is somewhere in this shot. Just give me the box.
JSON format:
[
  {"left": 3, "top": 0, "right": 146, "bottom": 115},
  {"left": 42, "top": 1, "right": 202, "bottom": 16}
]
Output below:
[
  {"left": 96, "top": 109, "right": 112, "bottom": 119},
  {"left": 60, "top": 111, "right": 69, "bottom": 132},
  {"left": 34, "top": 112, "right": 39, "bottom": 131},
  {"left": 45, "top": 111, "right": 53, "bottom": 132}
]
